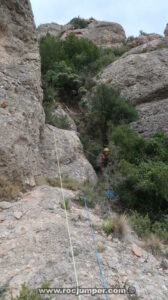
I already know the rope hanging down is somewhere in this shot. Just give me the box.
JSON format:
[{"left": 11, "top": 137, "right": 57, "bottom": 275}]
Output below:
[
  {"left": 53, "top": 129, "right": 81, "bottom": 300},
  {"left": 84, "top": 196, "right": 110, "bottom": 300}
]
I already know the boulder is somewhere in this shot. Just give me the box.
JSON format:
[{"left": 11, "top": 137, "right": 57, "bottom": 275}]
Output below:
[
  {"left": 127, "top": 33, "right": 162, "bottom": 48},
  {"left": 123, "top": 37, "right": 168, "bottom": 58},
  {"left": 38, "top": 23, "right": 63, "bottom": 39},
  {"left": 51, "top": 106, "right": 77, "bottom": 132},
  {"left": 37, "top": 19, "right": 126, "bottom": 48},
  {"left": 98, "top": 47, "right": 168, "bottom": 136},
  {"left": 0, "top": 0, "right": 96, "bottom": 186}
]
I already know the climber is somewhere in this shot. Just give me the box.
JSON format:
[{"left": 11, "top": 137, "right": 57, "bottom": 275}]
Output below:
[{"left": 99, "top": 147, "right": 110, "bottom": 175}]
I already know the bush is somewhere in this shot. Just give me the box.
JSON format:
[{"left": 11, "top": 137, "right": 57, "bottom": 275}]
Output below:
[
  {"left": 10, "top": 282, "right": 51, "bottom": 300},
  {"left": 69, "top": 17, "right": 89, "bottom": 29},
  {"left": 102, "top": 218, "right": 115, "bottom": 236},
  {"left": 129, "top": 212, "right": 151, "bottom": 237},
  {"left": 42, "top": 61, "right": 83, "bottom": 104},
  {"left": 111, "top": 125, "right": 146, "bottom": 164},
  {"left": 117, "top": 160, "right": 168, "bottom": 216},
  {"left": 88, "top": 85, "right": 138, "bottom": 144},
  {"left": 152, "top": 215, "right": 168, "bottom": 243},
  {"left": 144, "top": 234, "right": 162, "bottom": 256}
]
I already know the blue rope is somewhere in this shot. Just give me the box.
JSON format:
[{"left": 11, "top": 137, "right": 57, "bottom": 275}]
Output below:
[{"left": 84, "top": 196, "right": 109, "bottom": 300}]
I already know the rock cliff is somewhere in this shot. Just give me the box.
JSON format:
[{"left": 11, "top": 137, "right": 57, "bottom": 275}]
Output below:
[
  {"left": 0, "top": 0, "right": 96, "bottom": 186},
  {"left": 98, "top": 38, "right": 168, "bottom": 137},
  {"left": 38, "top": 19, "right": 126, "bottom": 48}
]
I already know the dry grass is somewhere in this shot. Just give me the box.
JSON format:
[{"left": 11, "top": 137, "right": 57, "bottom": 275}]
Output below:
[
  {"left": 144, "top": 234, "right": 163, "bottom": 257},
  {"left": 97, "top": 243, "right": 106, "bottom": 253},
  {"left": 0, "top": 177, "right": 21, "bottom": 202},
  {"left": 114, "top": 214, "right": 129, "bottom": 240}
]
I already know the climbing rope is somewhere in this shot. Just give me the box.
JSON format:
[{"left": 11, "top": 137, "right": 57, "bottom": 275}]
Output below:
[
  {"left": 83, "top": 195, "right": 110, "bottom": 300},
  {"left": 52, "top": 128, "right": 81, "bottom": 300}
]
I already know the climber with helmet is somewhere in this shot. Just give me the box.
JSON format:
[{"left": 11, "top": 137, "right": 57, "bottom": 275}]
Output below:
[{"left": 99, "top": 147, "right": 110, "bottom": 175}]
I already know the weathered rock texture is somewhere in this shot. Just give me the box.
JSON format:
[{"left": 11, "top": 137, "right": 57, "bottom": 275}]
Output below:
[
  {"left": 0, "top": 186, "right": 168, "bottom": 299},
  {"left": 0, "top": 0, "right": 96, "bottom": 185},
  {"left": 127, "top": 33, "right": 162, "bottom": 48},
  {"left": 38, "top": 19, "right": 126, "bottom": 48},
  {"left": 98, "top": 43, "right": 168, "bottom": 136},
  {"left": 38, "top": 22, "right": 63, "bottom": 39}
]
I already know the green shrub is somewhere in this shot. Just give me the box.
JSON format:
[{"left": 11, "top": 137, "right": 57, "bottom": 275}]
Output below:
[
  {"left": 117, "top": 160, "right": 168, "bottom": 216},
  {"left": 10, "top": 282, "right": 51, "bottom": 300},
  {"left": 69, "top": 17, "right": 89, "bottom": 29},
  {"left": 139, "top": 30, "right": 148, "bottom": 36},
  {"left": 42, "top": 61, "right": 83, "bottom": 104},
  {"left": 129, "top": 212, "right": 151, "bottom": 237},
  {"left": 152, "top": 215, "right": 168, "bottom": 243},
  {"left": 111, "top": 125, "right": 146, "bottom": 164},
  {"left": 102, "top": 218, "right": 115, "bottom": 236},
  {"left": 88, "top": 85, "right": 138, "bottom": 144}
]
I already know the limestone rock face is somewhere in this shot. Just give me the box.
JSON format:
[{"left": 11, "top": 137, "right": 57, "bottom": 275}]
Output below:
[
  {"left": 38, "top": 22, "right": 63, "bottom": 39},
  {"left": 51, "top": 106, "right": 77, "bottom": 132},
  {"left": 98, "top": 47, "right": 168, "bottom": 136},
  {"left": 0, "top": 0, "right": 96, "bottom": 185},
  {"left": 0, "top": 186, "right": 168, "bottom": 299},
  {"left": 123, "top": 37, "right": 168, "bottom": 58},
  {"left": 127, "top": 33, "right": 162, "bottom": 48},
  {"left": 37, "top": 19, "right": 126, "bottom": 48}
]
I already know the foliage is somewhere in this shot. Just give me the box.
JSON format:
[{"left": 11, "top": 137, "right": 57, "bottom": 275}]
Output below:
[
  {"left": 129, "top": 212, "right": 151, "bottom": 237},
  {"left": 44, "top": 105, "right": 71, "bottom": 129},
  {"left": 144, "top": 234, "right": 162, "bottom": 256},
  {"left": 139, "top": 30, "right": 148, "bottom": 36},
  {"left": 111, "top": 125, "right": 146, "bottom": 164},
  {"left": 42, "top": 61, "right": 83, "bottom": 104},
  {"left": 10, "top": 282, "right": 51, "bottom": 300},
  {"left": 88, "top": 85, "right": 138, "bottom": 144},
  {"left": 40, "top": 34, "right": 131, "bottom": 107},
  {"left": 117, "top": 160, "right": 168, "bottom": 216},
  {"left": 69, "top": 17, "right": 89, "bottom": 29},
  {"left": 102, "top": 217, "right": 115, "bottom": 236},
  {"left": 152, "top": 215, "right": 168, "bottom": 243},
  {"left": 130, "top": 211, "right": 168, "bottom": 244},
  {"left": 110, "top": 125, "right": 168, "bottom": 219},
  {"left": 40, "top": 33, "right": 100, "bottom": 76}
]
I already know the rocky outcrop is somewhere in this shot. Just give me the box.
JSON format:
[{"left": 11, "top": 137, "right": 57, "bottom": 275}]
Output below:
[
  {"left": 123, "top": 37, "right": 168, "bottom": 58},
  {"left": 0, "top": 185, "right": 168, "bottom": 299},
  {"left": 127, "top": 33, "right": 162, "bottom": 48},
  {"left": 0, "top": 0, "right": 96, "bottom": 186},
  {"left": 51, "top": 105, "right": 77, "bottom": 132},
  {"left": 98, "top": 47, "right": 168, "bottom": 136},
  {"left": 38, "top": 22, "right": 63, "bottom": 39},
  {"left": 164, "top": 23, "right": 168, "bottom": 37},
  {"left": 37, "top": 19, "right": 126, "bottom": 48}
]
